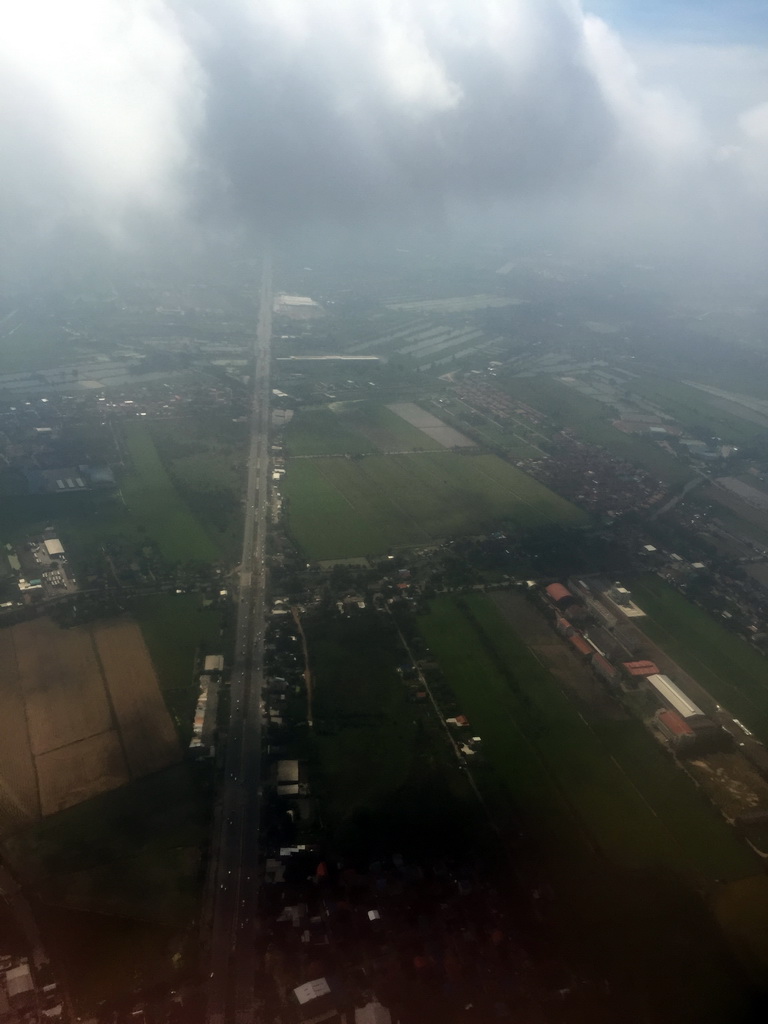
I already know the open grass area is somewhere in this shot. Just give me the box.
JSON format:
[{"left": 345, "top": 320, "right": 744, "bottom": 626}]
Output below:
[
  {"left": 285, "top": 451, "right": 586, "bottom": 560},
  {"left": 303, "top": 610, "right": 483, "bottom": 859},
  {"left": 418, "top": 593, "right": 758, "bottom": 883},
  {"left": 130, "top": 593, "right": 222, "bottom": 740},
  {"left": 149, "top": 414, "right": 246, "bottom": 561},
  {"left": 500, "top": 375, "right": 692, "bottom": 484},
  {"left": 629, "top": 376, "right": 768, "bottom": 448},
  {"left": 283, "top": 401, "right": 444, "bottom": 456},
  {"left": 629, "top": 574, "right": 768, "bottom": 744},
  {"left": 418, "top": 593, "right": 765, "bottom": 1012},
  {"left": 120, "top": 421, "right": 219, "bottom": 563}
]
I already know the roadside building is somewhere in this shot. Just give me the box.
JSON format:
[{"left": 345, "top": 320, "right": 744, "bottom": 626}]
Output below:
[
  {"left": 568, "top": 633, "right": 592, "bottom": 659},
  {"left": 621, "top": 660, "right": 659, "bottom": 687},
  {"left": 545, "top": 583, "right": 576, "bottom": 609},
  {"left": 654, "top": 709, "right": 696, "bottom": 752},
  {"left": 203, "top": 654, "right": 224, "bottom": 673},
  {"left": 555, "top": 617, "right": 574, "bottom": 637},
  {"left": 646, "top": 673, "right": 703, "bottom": 719},
  {"left": 591, "top": 652, "right": 616, "bottom": 683},
  {"left": 43, "top": 538, "right": 64, "bottom": 558}
]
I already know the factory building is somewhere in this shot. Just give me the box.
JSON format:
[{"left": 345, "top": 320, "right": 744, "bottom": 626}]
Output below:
[
  {"left": 654, "top": 709, "right": 696, "bottom": 752},
  {"left": 646, "top": 673, "right": 703, "bottom": 719}
]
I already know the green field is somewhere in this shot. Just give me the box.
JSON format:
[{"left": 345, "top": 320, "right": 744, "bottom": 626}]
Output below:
[
  {"left": 629, "top": 376, "right": 768, "bottom": 448},
  {"left": 148, "top": 414, "right": 246, "bottom": 560},
  {"left": 121, "top": 421, "right": 219, "bottom": 563},
  {"left": 418, "top": 594, "right": 758, "bottom": 882},
  {"left": 500, "top": 375, "right": 692, "bottom": 484},
  {"left": 0, "top": 421, "right": 223, "bottom": 569},
  {"left": 284, "top": 450, "right": 586, "bottom": 559},
  {"left": 304, "top": 610, "right": 483, "bottom": 859},
  {"left": 630, "top": 574, "right": 768, "bottom": 744},
  {"left": 283, "top": 401, "right": 444, "bottom": 456},
  {"left": 131, "top": 593, "right": 222, "bottom": 739}
]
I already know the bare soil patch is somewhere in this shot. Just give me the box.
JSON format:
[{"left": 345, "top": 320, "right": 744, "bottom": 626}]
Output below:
[{"left": 0, "top": 616, "right": 180, "bottom": 826}]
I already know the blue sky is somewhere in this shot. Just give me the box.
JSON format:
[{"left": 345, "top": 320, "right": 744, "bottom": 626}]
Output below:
[{"left": 586, "top": 0, "right": 768, "bottom": 44}]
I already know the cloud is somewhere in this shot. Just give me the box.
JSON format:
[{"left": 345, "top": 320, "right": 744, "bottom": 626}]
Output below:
[{"left": 1, "top": 0, "right": 766, "bottom": 269}]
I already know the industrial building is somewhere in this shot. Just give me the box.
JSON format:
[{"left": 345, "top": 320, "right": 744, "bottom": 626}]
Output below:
[
  {"left": 654, "top": 709, "right": 696, "bottom": 751},
  {"left": 646, "top": 673, "right": 703, "bottom": 719},
  {"left": 545, "top": 582, "right": 576, "bottom": 608}
]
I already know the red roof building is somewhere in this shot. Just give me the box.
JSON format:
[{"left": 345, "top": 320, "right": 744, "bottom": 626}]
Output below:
[
  {"left": 568, "top": 633, "right": 592, "bottom": 657},
  {"left": 545, "top": 583, "right": 574, "bottom": 604},
  {"left": 622, "top": 660, "right": 660, "bottom": 677}
]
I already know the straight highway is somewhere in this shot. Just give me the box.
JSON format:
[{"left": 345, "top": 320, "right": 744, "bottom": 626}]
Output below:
[{"left": 205, "top": 253, "right": 273, "bottom": 1024}]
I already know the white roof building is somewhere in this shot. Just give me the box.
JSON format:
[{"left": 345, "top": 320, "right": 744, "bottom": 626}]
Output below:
[
  {"left": 6, "top": 963, "right": 33, "bottom": 998},
  {"left": 44, "top": 538, "right": 64, "bottom": 557},
  {"left": 647, "top": 674, "right": 703, "bottom": 719},
  {"left": 203, "top": 654, "right": 224, "bottom": 673},
  {"left": 293, "top": 978, "right": 330, "bottom": 1005}
]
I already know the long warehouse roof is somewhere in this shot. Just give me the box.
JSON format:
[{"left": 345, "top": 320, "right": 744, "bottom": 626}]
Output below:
[{"left": 647, "top": 674, "right": 703, "bottom": 719}]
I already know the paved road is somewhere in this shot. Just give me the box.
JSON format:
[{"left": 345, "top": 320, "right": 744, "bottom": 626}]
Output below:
[{"left": 206, "top": 254, "right": 273, "bottom": 1024}]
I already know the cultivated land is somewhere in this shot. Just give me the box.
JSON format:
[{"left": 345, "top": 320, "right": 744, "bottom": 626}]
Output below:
[
  {"left": 628, "top": 375, "right": 768, "bottom": 448},
  {"left": 0, "top": 616, "right": 180, "bottom": 824},
  {"left": 418, "top": 593, "right": 766, "bottom": 1014},
  {"left": 121, "top": 420, "right": 219, "bottom": 563},
  {"left": 283, "top": 401, "right": 445, "bottom": 456},
  {"left": 629, "top": 574, "right": 768, "bottom": 745},
  {"left": 130, "top": 593, "right": 223, "bottom": 741},
  {"left": 418, "top": 592, "right": 758, "bottom": 882},
  {"left": 304, "top": 610, "right": 481, "bottom": 859},
  {"left": 284, "top": 450, "right": 586, "bottom": 560}
]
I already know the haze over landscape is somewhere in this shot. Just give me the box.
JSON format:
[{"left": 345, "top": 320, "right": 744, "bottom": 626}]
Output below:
[{"left": 3, "top": 3, "right": 768, "bottom": 1024}]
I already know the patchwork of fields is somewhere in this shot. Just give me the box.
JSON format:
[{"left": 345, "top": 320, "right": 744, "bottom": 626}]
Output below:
[
  {"left": 0, "top": 616, "right": 180, "bottom": 828},
  {"left": 284, "top": 401, "right": 446, "bottom": 456},
  {"left": 418, "top": 592, "right": 758, "bottom": 883},
  {"left": 284, "top": 449, "right": 586, "bottom": 559}
]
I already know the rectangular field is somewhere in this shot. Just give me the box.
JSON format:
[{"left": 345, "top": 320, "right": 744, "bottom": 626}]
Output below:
[
  {"left": 120, "top": 421, "right": 219, "bottom": 563},
  {"left": 283, "top": 402, "right": 445, "bottom": 456},
  {"left": 629, "top": 574, "right": 768, "bottom": 744},
  {"left": 284, "top": 451, "right": 586, "bottom": 559},
  {"left": 36, "top": 731, "right": 129, "bottom": 816},
  {"left": 0, "top": 629, "right": 39, "bottom": 827},
  {"left": 386, "top": 402, "right": 475, "bottom": 447},
  {"left": 94, "top": 621, "right": 181, "bottom": 777},
  {"left": 14, "top": 618, "right": 113, "bottom": 755},
  {"left": 0, "top": 616, "right": 180, "bottom": 823}
]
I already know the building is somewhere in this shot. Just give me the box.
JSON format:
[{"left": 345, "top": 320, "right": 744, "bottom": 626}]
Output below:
[
  {"left": 277, "top": 760, "right": 299, "bottom": 784},
  {"left": 618, "top": 659, "right": 663, "bottom": 684},
  {"left": 203, "top": 654, "right": 224, "bottom": 673},
  {"left": 591, "top": 652, "right": 616, "bottom": 683},
  {"left": 43, "top": 538, "right": 64, "bottom": 558},
  {"left": 568, "top": 633, "right": 592, "bottom": 658},
  {"left": 646, "top": 674, "right": 703, "bottom": 719},
  {"left": 655, "top": 709, "right": 696, "bottom": 751},
  {"left": 545, "top": 583, "right": 577, "bottom": 610}
]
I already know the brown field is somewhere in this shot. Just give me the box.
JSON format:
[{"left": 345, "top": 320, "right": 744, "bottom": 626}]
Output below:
[
  {"left": 0, "top": 630, "right": 39, "bottom": 826},
  {"left": 36, "top": 731, "right": 129, "bottom": 816},
  {"left": 14, "top": 618, "right": 112, "bottom": 755},
  {"left": 0, "top": 616, "right": 180, "bottom": 829},
  {"left": 94, "top": 621, "right": 179, "bottom": 777}
]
